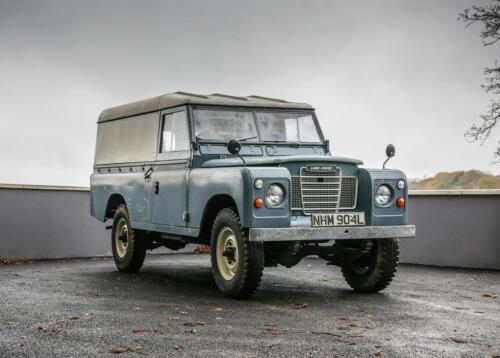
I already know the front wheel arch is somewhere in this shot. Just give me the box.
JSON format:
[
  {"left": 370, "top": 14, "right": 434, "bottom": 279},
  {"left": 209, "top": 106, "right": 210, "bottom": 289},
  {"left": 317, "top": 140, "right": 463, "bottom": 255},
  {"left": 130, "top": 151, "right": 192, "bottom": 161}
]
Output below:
[{"left": 198, "top": 194, "right": 239, "bottom": 244}]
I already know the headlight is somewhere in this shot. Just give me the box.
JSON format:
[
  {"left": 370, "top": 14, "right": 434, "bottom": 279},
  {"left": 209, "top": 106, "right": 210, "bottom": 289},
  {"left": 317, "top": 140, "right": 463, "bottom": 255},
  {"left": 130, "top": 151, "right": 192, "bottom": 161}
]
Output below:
[
  {"left": 397, "top": 179, "right": 405, "bottom": 189},
  {"left": 254, "top": 179, "right": 264, "bottom": 189},
  {"left": 375, "top": 185, "right": 392, "bottom": 206},
  {"left": 265, "top": 184, "right": 285, "bottom": 207}
]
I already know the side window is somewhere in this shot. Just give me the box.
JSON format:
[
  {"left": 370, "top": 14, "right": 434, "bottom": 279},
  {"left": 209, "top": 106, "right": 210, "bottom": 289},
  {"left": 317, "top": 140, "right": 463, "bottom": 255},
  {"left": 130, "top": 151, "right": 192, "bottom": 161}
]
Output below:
[{"left": 161, "top": 111, "right": 189, "bottom": 152}]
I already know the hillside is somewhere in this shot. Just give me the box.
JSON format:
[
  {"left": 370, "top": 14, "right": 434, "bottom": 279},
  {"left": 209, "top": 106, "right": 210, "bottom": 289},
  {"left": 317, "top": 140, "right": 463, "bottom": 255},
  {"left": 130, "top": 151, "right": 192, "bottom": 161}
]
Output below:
[{"left": 409, "top": 170, "right": 500, "bottom": 190}]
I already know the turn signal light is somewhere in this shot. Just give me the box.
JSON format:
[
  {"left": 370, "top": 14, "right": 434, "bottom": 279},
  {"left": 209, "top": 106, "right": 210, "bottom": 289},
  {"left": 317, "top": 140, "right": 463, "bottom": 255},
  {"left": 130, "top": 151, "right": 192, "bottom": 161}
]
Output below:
[
  {"left": 254, "top": 198, "right": 264, "bottom": 208},
  {"left": 396, "top": 197, "right": 405, "bottom": 207}
]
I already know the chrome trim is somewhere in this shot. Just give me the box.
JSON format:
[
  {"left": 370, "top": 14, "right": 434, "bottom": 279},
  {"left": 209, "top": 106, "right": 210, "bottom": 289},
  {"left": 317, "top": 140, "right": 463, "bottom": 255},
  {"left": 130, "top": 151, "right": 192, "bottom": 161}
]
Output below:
[
  {"left": 291, "top": 175, "right": 358, "bottom": 212},
  {"left": 299, "top": 166, "right": 342, "bottom": 214},
  {"left": 249, "top": 225, "right": 416, "bottom": 242}
]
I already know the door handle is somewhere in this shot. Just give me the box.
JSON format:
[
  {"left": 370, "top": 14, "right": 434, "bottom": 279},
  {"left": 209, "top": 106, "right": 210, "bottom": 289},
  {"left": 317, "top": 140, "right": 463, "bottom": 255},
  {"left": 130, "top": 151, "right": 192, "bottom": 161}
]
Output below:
[
  {"left": 154, "top": 181, "right": 159, "bottom": 194},
  {"left": 144, "top": 167, "right": 153, "bottom": 179}
]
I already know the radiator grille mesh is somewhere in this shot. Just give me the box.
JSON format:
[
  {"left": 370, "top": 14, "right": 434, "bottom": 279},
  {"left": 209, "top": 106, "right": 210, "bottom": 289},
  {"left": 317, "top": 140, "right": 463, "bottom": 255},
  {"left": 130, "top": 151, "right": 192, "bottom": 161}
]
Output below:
[{"left": 291, "top": 168, "right": 357, "bottom": 212}]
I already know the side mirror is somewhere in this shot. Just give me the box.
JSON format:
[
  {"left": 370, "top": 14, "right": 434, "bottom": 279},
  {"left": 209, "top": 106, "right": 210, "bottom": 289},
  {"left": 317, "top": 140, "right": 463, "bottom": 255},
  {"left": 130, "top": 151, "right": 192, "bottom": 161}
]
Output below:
[
  {"left": 386, "top": 144, "right": 395, "bottom": 158},
  {"left": 227, "top": 139, "right": 242, "bottom": 155},
  {"left": 383, "top": 144, "right": 396, "bottom": 169}
]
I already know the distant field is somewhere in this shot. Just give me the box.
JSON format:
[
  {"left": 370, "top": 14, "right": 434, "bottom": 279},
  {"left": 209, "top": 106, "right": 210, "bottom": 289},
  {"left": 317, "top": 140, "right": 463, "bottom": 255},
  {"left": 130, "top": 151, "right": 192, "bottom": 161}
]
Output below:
[{"left": 409, "top": 170, "right": 500, "bottom": 190}]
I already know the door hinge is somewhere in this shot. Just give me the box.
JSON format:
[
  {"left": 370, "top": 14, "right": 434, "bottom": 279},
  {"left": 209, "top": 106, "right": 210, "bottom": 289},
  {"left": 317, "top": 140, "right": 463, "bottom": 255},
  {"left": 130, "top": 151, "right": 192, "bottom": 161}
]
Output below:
[{"left": 182, "top": 212, "right": 190, "bottom": 222}]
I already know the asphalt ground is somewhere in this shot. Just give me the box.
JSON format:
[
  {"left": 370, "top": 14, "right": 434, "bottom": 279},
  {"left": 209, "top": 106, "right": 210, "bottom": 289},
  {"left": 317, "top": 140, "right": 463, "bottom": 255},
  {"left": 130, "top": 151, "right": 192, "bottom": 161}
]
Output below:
[{"left": 0, "top": 254, "right": 499, "bottom": 358}]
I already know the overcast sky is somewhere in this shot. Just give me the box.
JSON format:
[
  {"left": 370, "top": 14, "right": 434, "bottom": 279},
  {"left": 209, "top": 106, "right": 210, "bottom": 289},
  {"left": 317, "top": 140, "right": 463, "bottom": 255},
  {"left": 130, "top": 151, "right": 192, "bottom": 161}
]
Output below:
[{"left": 0, "top": 0, "right": 498, "bottom": 187}]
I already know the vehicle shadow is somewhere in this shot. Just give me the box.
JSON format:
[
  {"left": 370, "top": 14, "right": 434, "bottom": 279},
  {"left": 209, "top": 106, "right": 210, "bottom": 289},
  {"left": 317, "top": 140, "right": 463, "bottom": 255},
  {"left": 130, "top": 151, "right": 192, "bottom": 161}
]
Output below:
[{"left": 80, "top": 257, "right": 400, "bottom": 308}]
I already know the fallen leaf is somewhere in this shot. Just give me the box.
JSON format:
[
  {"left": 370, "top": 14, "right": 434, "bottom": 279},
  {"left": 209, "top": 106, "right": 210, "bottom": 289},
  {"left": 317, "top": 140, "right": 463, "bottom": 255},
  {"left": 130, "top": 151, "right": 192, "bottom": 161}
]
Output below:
[
  {"left": 109, "top": 344, "right": 143, "bottom": 354},
  {"left": 37, "top": 321, "right": 61, "bottom": 335},
  {"left": 193, "top": 245, "right": 210, "bottom": 254},
  {"left": 174, "top": 343, "right": 182, "bottom": 351},
  {"left": 109, "top": 347, "right": 130, "bottom": 354},
  {"left": 337, "top": 326, "right": 351, "bottom": 331},
  {"left": 262, "top": 324, "right": 282, "bottom": 336},
  {"left": 213, "top": 307, "right": 224, "bottom": 313},
  {"left": 190, "top": 328, "right": 197, "bottom": 333},
  {"left": 483, "top": 293, "right": 497, "bottom": 299},
  {"left": 450, "top": 337, "right": 491, "bottom": 348},
  {"left": 291, "top": 303, "right": 308, "bottom": 309},
  {"left": 182, "top": 321, "right": 206, "bottom": 327},
  {"left": 69, "top": 316, "right": 80, "bottom": 320},
  {"left": 0, "top": 257, "right": 33, "bottom": 265},
  {"left": 372, "top": 351, "right": 383, "bottom": 357},
  {"left": 131, "top": 328, "right": 145, "bottom": 334}
]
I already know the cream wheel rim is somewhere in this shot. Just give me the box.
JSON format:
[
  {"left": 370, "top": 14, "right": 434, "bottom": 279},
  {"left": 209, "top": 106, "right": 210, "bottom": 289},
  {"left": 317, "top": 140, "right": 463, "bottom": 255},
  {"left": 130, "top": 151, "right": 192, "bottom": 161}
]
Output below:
[
  {"left": 115, "top": 218, "right": 129, "bottom": 258},
  {"left": 216, "top": 226, "right": 239, "bottom": 280}
]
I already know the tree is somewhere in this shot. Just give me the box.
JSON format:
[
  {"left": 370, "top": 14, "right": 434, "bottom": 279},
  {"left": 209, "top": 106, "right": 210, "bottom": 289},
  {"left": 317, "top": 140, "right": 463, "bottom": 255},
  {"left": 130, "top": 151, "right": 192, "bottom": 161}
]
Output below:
[{"left": 459, "top": 0, "right": 500, "bottom": 161}]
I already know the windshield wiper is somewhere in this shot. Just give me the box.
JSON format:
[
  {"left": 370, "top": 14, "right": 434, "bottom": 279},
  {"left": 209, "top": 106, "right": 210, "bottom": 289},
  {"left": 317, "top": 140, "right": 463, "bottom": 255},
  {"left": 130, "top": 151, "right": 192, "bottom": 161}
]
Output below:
[{"left": 238, "top": 135, "right": 258, "bottom": 142}]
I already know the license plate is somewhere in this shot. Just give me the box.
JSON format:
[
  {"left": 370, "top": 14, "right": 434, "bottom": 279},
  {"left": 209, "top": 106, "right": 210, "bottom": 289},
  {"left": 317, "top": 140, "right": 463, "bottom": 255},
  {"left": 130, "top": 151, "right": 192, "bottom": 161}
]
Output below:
[{"left": 312, "top": 212, "right": 366, "bottom": 227}]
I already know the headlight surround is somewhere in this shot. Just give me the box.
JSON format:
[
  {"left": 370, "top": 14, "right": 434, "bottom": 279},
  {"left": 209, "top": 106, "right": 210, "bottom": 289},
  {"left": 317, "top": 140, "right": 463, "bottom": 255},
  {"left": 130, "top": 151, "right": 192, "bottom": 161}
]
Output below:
[
  {"left": 375, "top": 184, "right": 393, "bottom": 206},
  {"left": 265, "top": 184, "right": 285, "bottom": 208}
]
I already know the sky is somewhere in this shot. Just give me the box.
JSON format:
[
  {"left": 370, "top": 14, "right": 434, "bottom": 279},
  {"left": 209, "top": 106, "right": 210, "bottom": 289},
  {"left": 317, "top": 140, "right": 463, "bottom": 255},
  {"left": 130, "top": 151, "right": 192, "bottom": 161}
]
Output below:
[{"left": 0, "top": 0, "right": 498, "bottom": 187}]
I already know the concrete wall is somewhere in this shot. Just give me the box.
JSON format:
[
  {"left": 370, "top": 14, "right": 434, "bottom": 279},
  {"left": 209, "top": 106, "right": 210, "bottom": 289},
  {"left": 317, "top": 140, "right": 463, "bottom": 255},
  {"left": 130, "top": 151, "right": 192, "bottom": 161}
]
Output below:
[
  {"left": 0, "top": 185, "right": 499, "bottom": 270},
  {"left": 400, "top": 191, "right": 500, "bottom": 270},
  {"left": 0, "top": 186, "right": 111, "bottom": 259}
]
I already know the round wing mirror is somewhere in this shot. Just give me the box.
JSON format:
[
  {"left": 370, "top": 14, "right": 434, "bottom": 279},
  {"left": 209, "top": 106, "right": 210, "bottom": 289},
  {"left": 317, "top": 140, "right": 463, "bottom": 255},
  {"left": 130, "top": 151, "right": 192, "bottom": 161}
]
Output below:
[
  {"left": 227, "top": 139, "right": 242, "bottom": 155},
  {"left": 386, "top": 144, "right": 396, "bottom": 158}
]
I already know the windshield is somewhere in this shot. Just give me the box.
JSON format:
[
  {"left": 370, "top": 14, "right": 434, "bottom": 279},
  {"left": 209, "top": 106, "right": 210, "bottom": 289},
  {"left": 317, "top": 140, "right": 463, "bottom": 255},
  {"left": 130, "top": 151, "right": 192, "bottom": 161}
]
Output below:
[
  {"left": 193, "top": 109, "right": 259, "bottom": 142},
  {"left": 255, "top": 112, "right": 321, "bottom": 143},
  {"left": 193, "top": 109, "right": 321, "bottom": 143}
]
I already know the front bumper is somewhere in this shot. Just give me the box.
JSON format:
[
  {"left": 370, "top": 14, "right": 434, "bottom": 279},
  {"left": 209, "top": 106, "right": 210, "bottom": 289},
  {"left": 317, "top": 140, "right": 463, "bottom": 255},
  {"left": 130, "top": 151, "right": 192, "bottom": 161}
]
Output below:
[{"left": 249, "top": 225, "right": 416, "bottom": 242}]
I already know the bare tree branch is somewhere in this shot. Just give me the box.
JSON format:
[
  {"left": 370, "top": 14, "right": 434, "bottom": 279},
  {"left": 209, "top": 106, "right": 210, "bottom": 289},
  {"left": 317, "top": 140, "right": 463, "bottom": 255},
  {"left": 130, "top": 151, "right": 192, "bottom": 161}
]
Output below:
[
  {"left": 465, "top": 100, "right": 500, "bottom": 144},
  {"left": 459, "top": 1, "right": 500, "bottom": 45},
  {"left": 483, "top": 63, "right": 500, "bottom": 94},
  {"left": 460, "top": 0, "right": 500, "bottom": 161}
]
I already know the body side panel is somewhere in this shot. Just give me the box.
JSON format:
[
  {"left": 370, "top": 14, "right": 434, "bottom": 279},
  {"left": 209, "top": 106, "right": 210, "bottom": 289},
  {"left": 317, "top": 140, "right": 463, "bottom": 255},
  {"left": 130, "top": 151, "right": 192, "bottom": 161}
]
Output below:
[
  {"left": 90, "top": 169, "right": 151, "bottom": 223},
  {"left": 188, "top": 167, "right": 251, "bottom": 229}
]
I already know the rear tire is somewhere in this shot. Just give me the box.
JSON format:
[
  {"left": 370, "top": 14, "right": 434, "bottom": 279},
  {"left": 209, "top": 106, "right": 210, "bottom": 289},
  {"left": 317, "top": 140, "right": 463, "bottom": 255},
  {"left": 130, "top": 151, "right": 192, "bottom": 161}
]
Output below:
[
  {"left": 340, "top": 238, "right": 399, "bottom": 293},
  {"left": 210, "top": 208, "right": 264, "bottom": 298},
  {"left": 111, "top": 204, "right": 146, "bottom": 273}
]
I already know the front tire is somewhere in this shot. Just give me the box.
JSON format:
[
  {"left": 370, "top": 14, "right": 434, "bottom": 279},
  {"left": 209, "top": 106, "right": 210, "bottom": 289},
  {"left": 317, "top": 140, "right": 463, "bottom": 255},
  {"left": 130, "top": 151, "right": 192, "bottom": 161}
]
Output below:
[
  {"left": 111, "top": 204, "right": 147, "bottom": 273},
  {"left": 210, "top": 208, "right": 264, "bottom": 298},
  {"left": 340, "top": 238, "right": 399, "bottom": 293}
]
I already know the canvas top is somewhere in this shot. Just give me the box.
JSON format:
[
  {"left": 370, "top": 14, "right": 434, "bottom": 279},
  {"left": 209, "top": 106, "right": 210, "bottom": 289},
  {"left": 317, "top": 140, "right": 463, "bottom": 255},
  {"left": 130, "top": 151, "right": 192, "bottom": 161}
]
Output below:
[{"left": 98, "top": 91, "right": 313, "bottom": 122}]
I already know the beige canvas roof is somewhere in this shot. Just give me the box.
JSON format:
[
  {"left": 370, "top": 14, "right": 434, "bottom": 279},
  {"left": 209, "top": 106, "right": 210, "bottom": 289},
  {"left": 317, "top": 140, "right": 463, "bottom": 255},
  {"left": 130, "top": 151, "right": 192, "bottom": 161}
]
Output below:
[{"left": 98, "top": 91, "right": 313, "bottom": 122}]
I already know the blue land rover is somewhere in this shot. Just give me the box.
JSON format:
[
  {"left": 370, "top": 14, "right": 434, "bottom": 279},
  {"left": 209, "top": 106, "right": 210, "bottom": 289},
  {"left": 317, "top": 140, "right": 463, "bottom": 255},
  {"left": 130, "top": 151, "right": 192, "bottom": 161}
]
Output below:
[{"left": 90, "top": 92, "right": 415, "bottom": 298}]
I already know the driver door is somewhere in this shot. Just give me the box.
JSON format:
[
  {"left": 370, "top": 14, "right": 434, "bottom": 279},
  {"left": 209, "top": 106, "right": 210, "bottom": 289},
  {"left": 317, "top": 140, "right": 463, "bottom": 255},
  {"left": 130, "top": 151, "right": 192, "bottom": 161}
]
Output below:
[{"left": 150, "top": 108, "right": 191, "bottom": 227}]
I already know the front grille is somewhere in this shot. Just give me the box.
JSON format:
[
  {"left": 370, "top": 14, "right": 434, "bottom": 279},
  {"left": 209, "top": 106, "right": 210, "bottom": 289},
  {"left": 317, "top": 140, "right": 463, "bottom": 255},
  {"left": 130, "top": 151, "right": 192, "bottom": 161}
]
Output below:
[
  {"left": 291, "top": 167, "right": 358, "bottom": 213},
  {"left": 339, "top": 177, "right": 357, "bottom": 209},
  {"left": 300, "top": 166, "right": 342, "bottom": 213}
]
